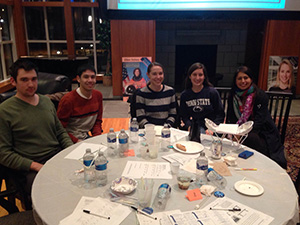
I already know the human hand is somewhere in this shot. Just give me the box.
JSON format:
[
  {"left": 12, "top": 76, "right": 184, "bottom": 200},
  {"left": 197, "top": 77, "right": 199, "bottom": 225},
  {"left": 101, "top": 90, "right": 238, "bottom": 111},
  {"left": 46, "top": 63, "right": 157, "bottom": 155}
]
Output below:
[
  {"left": 205, "top": 129, "right": 214, "bottom": 135},
  {"left": 30, "top": 162, "right": 43, "bottom": 172}
]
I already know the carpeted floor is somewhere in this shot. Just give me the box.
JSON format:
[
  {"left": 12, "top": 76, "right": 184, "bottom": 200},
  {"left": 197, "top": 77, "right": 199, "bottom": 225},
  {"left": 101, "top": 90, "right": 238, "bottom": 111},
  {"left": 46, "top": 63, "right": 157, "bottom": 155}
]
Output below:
[{"left": 285, "top": 116, "right": 300, "bottom": 182}]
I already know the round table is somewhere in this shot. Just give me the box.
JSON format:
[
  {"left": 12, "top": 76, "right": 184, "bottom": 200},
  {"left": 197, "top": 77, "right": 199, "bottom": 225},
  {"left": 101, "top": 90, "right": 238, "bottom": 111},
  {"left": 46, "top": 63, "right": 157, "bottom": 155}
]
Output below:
[{"left": 32, "top": 132, "right": 299, "bottom": 225}]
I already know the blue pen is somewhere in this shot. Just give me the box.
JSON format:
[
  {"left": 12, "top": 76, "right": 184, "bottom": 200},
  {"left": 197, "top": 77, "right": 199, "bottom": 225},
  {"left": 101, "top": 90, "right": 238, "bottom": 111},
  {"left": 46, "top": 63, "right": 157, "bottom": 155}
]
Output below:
[{"left": 169, "top": 215, "right": 178, "bottom": 225}]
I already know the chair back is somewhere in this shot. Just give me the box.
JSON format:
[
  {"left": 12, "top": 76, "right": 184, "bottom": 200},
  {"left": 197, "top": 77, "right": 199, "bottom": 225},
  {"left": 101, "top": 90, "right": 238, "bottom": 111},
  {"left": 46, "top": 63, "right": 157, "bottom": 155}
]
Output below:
[
  {"left": 215, "top": 87, "right": 231, "bottom": 117},
  {"left": 265, "top": 91, "right": 293, "bottom": 144},
  {"left": 129, "top": 91, "right": 137, "bottom": 119}
]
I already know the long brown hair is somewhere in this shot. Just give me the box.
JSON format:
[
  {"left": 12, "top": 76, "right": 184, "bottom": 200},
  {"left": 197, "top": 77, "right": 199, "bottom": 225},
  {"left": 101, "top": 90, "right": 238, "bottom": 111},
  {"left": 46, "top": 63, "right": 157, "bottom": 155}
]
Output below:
[{"left": 185, "top": 62, "right": 212, "bottom": 90}]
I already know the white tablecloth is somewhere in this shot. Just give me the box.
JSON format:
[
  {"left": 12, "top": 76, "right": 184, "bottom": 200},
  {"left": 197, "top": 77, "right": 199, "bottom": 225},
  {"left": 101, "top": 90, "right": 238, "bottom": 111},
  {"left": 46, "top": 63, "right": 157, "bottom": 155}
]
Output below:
[{"left": 32, "top": 133, "right": 299, "bottom": 225}]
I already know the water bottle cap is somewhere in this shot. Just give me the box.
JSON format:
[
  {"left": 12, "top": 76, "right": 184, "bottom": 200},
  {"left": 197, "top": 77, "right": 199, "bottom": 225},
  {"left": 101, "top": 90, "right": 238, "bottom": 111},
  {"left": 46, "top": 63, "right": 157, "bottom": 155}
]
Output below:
[
  {"left": 208, "top": 168, "right": 214, "bottom": 172},
  {"left": 109, "top": 128, "right": 114, "bottom": 132},
  {"left": 200, "top": 152, "right": 205, "bottom": 157},
  {"left": 214, "top": 191, "right": 225, "bottom": 198},
  {"left": 86, "top": 148, "right": 92, "bottom": 153},
  {"left": 133, "top": 118, "right": 137, "bottom": 121},
  {"left": 121, "top": 129, "right": 125, "bottom": 132}
]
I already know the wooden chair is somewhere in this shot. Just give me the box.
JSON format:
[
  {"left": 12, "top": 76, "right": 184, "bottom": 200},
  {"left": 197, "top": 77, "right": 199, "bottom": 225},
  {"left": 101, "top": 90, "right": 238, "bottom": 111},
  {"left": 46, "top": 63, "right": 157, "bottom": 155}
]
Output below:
[
  {"left": 265, "top": 91, "right": 293, "bottom": 144},
  {"left": 215, "top": 88, "right": 292, "bottom": 144},
  {"left": 0, "top": 165, "right": 32, "bottom": 214}
]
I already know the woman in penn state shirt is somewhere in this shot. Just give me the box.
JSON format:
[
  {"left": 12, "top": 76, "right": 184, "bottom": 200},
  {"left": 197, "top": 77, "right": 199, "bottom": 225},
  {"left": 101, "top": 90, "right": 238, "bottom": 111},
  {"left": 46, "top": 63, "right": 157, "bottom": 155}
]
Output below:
[
  {"left": 179, "top": 62, "right": 224, "bottom": 134},
  {"left": 226, "top": 66, "right": 287, "bottom": 168}
]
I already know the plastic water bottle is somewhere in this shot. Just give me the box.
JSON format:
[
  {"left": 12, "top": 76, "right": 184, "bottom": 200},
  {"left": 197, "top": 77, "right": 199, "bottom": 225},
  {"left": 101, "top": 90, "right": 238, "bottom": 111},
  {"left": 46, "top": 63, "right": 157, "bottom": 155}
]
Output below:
[
  {"left": 152, "top": 183, "right": 171, "bottom": 211},
  {"left": 196, "top": 152, "right": 208, "bottom": 185},
  {"left": 95, "top": 150, "right": 108, "bottom": 186},
  {"left": 107, "top": 128, "right": 117, "bottom": 156},
  {"left": 83, "top": 148, "right": 95, "bottom": 183},
  {"left": 130, "top": 118, "right": 139, "bottom": 143},
  {"left": 161, "top": 123, "right": 170, "bottom": 151},
  {"left": 118, "top": 129, "right": 129, "bottom": 157},
  {"left": 207, "top": 168, "right": 227, "bottom": 189}
]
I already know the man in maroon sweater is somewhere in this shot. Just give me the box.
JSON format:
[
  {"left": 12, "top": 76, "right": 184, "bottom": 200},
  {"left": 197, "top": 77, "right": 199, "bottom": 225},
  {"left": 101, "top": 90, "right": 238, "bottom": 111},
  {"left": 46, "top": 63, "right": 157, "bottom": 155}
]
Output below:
[{"left": 57, "top": 64, "right": 103, "bottom": 143}]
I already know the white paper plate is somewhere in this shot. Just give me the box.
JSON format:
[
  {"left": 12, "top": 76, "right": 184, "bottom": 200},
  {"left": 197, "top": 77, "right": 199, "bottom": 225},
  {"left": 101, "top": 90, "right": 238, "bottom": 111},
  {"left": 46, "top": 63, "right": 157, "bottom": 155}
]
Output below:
[
  {"left": 173, "top": 141, "right": 204, "bottom": 154},
  {"left": 111, "top": 176, "right": 138, "bottom": 194},
  {"left": 234, "top": 180, "right": 264, "bottom": 196}
]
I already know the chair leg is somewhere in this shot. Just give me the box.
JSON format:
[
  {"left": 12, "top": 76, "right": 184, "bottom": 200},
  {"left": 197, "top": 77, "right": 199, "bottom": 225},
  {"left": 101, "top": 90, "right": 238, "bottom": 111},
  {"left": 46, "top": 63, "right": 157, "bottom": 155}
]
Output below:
[{"left": 0, "top": 198, "right": 19, "bottom": 214}]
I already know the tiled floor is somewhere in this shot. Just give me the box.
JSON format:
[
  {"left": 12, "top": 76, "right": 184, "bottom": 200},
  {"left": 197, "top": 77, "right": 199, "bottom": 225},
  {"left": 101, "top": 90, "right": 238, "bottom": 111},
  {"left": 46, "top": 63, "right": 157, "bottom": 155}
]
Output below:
[{"left": 74, "top": 83, "right": 300, "bottom": 118}]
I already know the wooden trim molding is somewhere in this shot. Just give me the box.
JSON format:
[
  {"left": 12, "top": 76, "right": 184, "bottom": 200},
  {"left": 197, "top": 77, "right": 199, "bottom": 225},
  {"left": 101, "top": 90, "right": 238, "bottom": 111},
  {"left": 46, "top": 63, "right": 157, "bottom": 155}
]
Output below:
[
  {"left": 110, "top": 20, "right": 156, "bottom": 96},
  {"left": 13, "top": 0, "right": 27, "bottom": 57},
  {"left": 64, "top": 0, "right": 75, "bottom": 59},
  {"left": 0, "top": 0, "right": 13, "bottom": 5},
  {"left": 22, "top": 2, "right": 64, "bottom": 7},
  {"left": 70, "top": 2, "right": 99, "bottom": 7}
]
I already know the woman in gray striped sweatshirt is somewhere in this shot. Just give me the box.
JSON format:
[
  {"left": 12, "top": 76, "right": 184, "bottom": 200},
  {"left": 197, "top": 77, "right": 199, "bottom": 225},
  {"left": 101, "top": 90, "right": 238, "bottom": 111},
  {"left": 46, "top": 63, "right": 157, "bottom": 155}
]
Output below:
[{"left": 135, "top": 62, "right": 177, "bottom": 128}]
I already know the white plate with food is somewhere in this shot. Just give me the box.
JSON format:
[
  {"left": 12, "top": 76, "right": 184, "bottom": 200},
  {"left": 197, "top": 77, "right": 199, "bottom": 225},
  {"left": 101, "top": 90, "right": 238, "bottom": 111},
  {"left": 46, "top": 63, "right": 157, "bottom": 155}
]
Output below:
[
  {"left": 111, "top": 176, "right": 138, "bottom": 194},
  {"left": 234, "top": 180, "right": 264, "bottom": 196},
  {"left": 173, "top": 141, "right": 204, "bottom": 154}
]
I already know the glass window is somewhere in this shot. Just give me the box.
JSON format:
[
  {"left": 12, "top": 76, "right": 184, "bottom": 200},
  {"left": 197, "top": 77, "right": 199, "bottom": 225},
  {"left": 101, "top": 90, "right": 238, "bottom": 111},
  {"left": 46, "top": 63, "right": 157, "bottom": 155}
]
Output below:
[
  {"left": 75, "top": 43, "right": 94, "bottom": 64},
  {"left": 0, "top": 6, "right": 10, "bottom": 41},
  {"left": 73, "top": 8, "right": 93, "bottom": 40},
  {"left": 3, "top": 44, "right": 13, "bottom": 74},
  {"left": 47, "top": 7, "right": 66, "bottom": 40},
  {"left": 28, "top": 43, "right": 47, "bottom": 56},
  {"left": 25, "top": 7, "right": 46, "bottom": 40},
  {"left": 50, "top": 43, "right": 68, "bottom": 57},
  {"left": 96, "top": 44, "right": 107, "bottom": 73}
]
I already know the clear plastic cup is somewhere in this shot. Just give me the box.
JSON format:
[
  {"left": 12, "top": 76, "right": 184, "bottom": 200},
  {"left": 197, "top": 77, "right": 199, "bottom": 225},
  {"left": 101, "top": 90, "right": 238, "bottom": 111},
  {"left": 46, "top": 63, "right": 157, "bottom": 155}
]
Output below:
[{"left": 137, "top": 179, "right": 154, "bottom": 208}]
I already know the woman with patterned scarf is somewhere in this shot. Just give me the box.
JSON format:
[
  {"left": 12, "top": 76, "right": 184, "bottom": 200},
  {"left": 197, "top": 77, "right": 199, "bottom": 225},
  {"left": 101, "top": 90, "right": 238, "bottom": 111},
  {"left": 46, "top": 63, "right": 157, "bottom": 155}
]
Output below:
[{"left": 226, "top": 66, "right": 287, "bottom": 169}]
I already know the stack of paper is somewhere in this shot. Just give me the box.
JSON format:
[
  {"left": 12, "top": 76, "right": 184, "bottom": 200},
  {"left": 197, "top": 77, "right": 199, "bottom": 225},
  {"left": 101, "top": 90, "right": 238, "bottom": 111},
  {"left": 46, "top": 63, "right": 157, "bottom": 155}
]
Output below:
[{"left": 59, "top": 196, "right": 131, "bottom": 225}]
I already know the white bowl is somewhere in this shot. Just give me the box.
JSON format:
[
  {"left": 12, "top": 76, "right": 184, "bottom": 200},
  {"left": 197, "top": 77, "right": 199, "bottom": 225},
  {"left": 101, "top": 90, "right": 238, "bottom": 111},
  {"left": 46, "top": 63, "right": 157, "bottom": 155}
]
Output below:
[{"left": 111, "top": 176, "right": 138, "bottom": 194}]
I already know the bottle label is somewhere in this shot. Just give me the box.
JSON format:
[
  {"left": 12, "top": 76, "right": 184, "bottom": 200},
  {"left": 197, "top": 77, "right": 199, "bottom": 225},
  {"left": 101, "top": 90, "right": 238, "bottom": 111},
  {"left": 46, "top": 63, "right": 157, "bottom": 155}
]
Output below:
[
  {"left": 119, "top": 138, "right": 128, "bottom": 144},
  {"left": 130, "top": 127, "right": 138, "bottom": 132},
  {"left": 107, "top": 137, "right": 116, "bottom": 143},
  {"left": 159, "top": 183, "right": 170, "bottom": 189},
  {"left": 162, "top": 133, "right": 170, "bottom": 138},
  {"left": 157, "top": 183, "right": 171, "bottom": 197},
  {"left": 83, "top": 159, "right": 93, "bottom": 167},
  {"left": 96, "top": 163, "right": 107, "bottom": 171},
  {"left": 196, "top": 163, "right": 208, "bottom": 170}
]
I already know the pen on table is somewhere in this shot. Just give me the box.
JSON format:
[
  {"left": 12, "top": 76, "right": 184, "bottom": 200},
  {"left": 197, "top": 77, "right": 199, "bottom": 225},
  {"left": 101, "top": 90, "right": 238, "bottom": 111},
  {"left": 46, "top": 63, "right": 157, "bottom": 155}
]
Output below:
[
  {"left": 83, "top": 209, "right": 110, "bottom": 219},
  {"left": 234, "top": 168, "right": 257, "bottom": 171},
  {"left": 131, "top": 206, "right": 157, "bottom": 220},
  {"left": 209, "top": 207, "right": 241, "bottom": 212}
]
